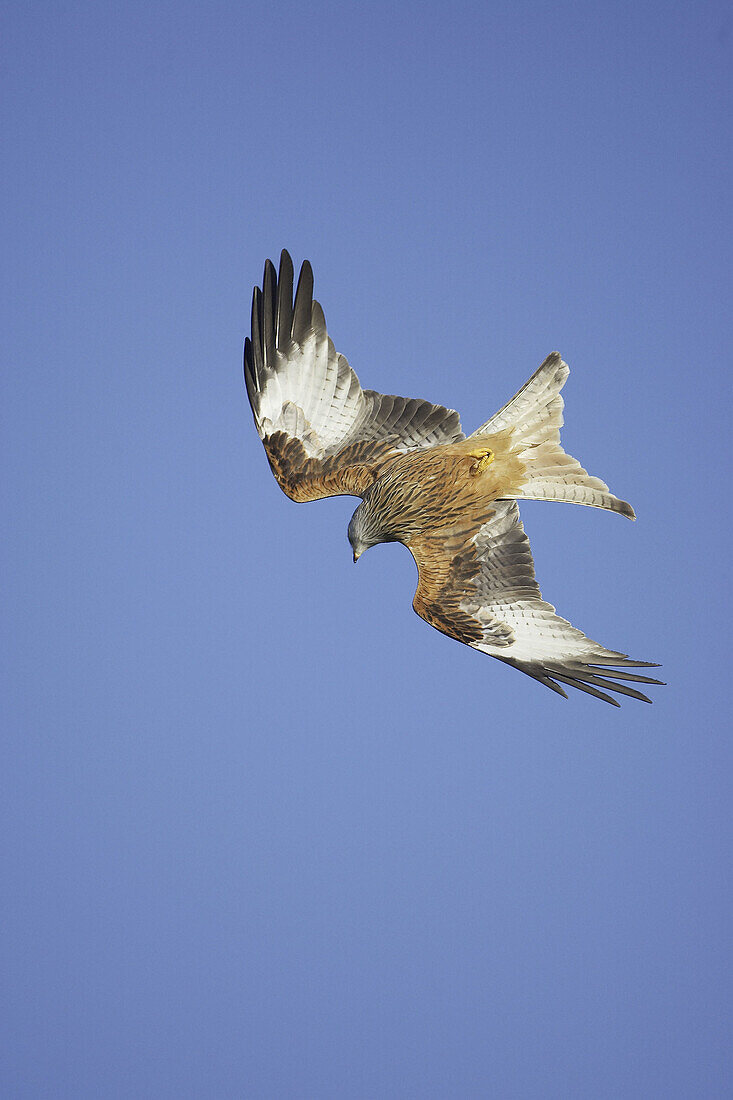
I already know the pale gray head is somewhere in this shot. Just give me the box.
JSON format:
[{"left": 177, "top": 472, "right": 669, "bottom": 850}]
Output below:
[{"left": 347, "top": 498, "right": 387, "bottom": 562}]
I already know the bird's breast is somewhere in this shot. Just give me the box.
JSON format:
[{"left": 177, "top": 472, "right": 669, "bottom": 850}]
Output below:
[{"left": 375, "top": 436, "right": 527, "bottom": 540}]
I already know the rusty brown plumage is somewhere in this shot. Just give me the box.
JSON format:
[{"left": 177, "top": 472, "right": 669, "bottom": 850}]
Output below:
[
  {"left": 262, "top": 432, "right": 399, "bottom": 502},
  {"left": 353, "top": 437, "right": 526, "bottom": 645},
  {"left": 410, "top": 527, "right": 486, "bottom": 645}
]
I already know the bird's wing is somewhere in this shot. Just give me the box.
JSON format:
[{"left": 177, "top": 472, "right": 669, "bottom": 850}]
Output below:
[
  {"left": 244, "top": 251, "right": 464, "bottom": 502},
  {"left": 409, "top": 500, "right": 662, "bottom": 705}
]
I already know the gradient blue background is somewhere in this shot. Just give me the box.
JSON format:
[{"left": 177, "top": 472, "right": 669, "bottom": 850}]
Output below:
[{"left": 2, "top": 2, "right": 730, "bottom": 1097}]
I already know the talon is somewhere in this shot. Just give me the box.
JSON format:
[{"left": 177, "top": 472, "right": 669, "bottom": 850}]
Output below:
[{"left": 469, "top": 448, "right": 494, "bottom": 473}]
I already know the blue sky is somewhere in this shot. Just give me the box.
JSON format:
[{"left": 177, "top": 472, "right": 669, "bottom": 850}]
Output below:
[{"left": 2, "top": 1, "right": 730, "bottom": 1096}]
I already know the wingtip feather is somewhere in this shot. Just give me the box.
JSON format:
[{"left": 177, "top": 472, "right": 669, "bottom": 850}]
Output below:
[
  {"left": 276, "top": 250, "right": 294, "bottom": 348},
  {"left": 292, "top": 258, "right": 314, "bottom": 343}
]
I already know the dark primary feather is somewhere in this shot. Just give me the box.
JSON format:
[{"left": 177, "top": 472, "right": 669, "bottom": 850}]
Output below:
[
  {"left": 262, "top": 259, "right": 277, "bottom": 370},
  {"left": 291, "top": 257, "right": 314, "bottom": 345},
  {"left": 275, "top": 251, "right": 293, "bottom": 346}
]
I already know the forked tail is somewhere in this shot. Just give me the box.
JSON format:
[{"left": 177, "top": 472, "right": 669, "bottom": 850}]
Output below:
[{"left": 470, "top": 352, "right": 635, "bottom": 519}]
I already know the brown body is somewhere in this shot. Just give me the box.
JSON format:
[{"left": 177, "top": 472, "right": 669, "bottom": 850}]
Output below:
[
  {"left": 359, "top": 433, "right": 528, "bottom": 645},
  {"left": 369, "top": 432, "right": 527, "bottom": 539}
]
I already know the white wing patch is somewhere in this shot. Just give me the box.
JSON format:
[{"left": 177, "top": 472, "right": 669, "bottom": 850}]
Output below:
[
  {"left": 461, "top": 501, "right": 662, "bottom": 704},
  {"left": 245, "top": 252, "right": 464, "bottom": 462}
]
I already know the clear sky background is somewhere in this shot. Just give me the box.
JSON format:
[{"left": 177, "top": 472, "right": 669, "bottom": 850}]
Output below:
[{"left": 2, "top": 2, "right": 730, "bottom": 1097}]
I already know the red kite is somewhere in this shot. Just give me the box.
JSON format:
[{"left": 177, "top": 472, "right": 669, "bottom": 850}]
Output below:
[{"left": 244, "top": 251, "right": 662, "bottom": 705}]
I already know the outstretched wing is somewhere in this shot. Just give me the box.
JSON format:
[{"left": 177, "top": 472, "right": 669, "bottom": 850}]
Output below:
[
  {"left": 244, "top": 251, "right": 464, "bottom": 502},
  {"left": 409, "top": 500, "right": 662, "bottom": 705}
]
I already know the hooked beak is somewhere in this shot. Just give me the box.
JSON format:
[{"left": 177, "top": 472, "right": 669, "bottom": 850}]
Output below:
[{"left": 353, "top": 550, "right": 361, "bottom": 563}]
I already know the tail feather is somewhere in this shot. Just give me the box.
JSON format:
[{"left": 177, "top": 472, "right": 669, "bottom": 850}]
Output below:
[
  {"left": 472, "top": 352, "right": 568, "bottom": 444},
  {"left": 472, "top": 353, "right": 635, "bottom": 520},
  {"left": 517, "top": 439, "right": 635, "bottom": 519}
]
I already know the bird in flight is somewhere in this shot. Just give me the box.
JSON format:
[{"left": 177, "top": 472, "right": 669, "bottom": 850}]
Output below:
[{"left": 244, "top": 251, "right": 662, "bottom": 705}]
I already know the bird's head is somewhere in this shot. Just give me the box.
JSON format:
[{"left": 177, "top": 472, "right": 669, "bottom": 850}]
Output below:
[
  {"left": 348, "top": 497, "right": 389, "bottom": 562},
  {"left": 347, "top": 503, "right": 378, "bottom": 563}
]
